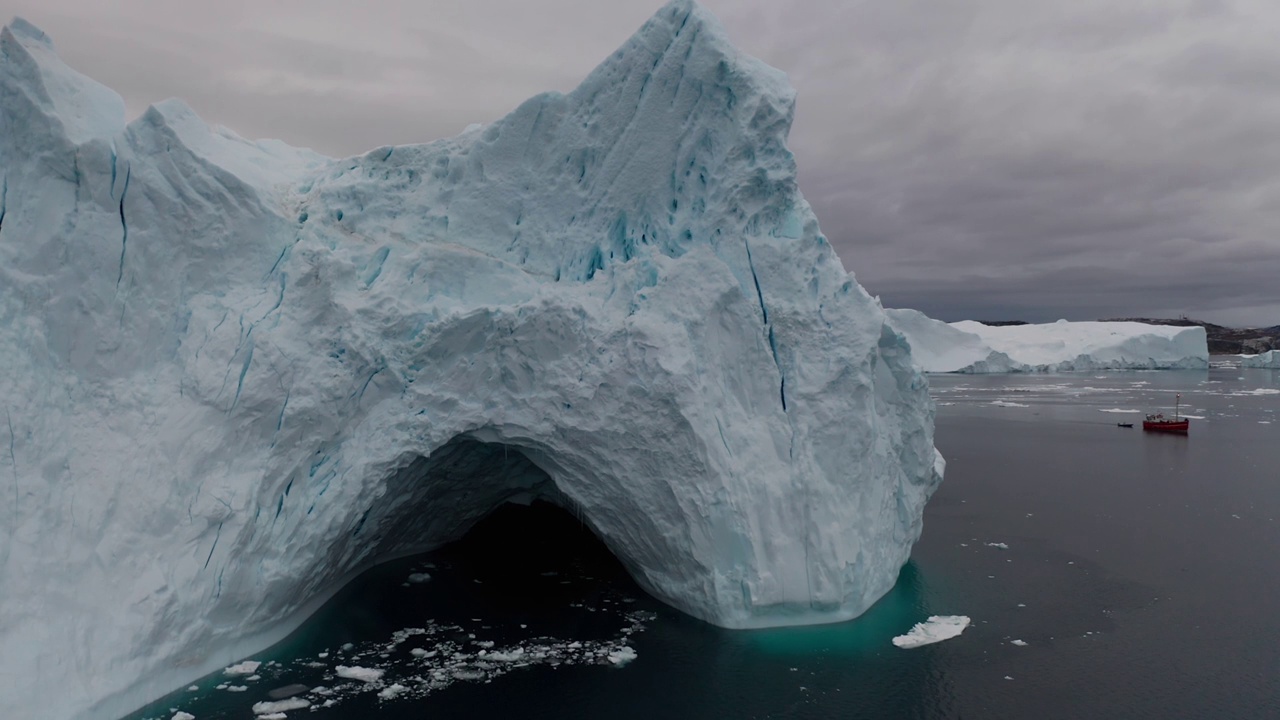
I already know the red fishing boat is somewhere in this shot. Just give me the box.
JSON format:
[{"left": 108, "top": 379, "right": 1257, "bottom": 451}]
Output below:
[{"left": 1143, "top": 393, "right": 1190, "bottom": 434}]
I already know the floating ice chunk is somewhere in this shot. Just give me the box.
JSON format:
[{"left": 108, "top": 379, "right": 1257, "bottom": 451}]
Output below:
[
  {"left": 407, "top": 573, "right": 432, "bottom": 584},
  {"left": 985, "top": 542, "right": 1009, "bottom": 550},
  {"left": 335, "top": 666, "right": 384, "bottom": 683},
  {"left": 1010, "top": 639, "right": 1028, "bottom": 646},
  {"left": 172, "top": 713, "right": 195, "bottom": 720},
  {"left": 252, "top": 697, "right": 310, "bottom": 714},
  {"left": 487, "top": 648, "right": 526, "bottom": 662},
  {"left": 259, "top": 715, "right": 286, "bottom": 720},
  {"left": 990, "top": 400, "right": 1030, "bottom": 408},
  {"left": 185, "top": 686, "right": 199, "bottom": 691},
  {"left": 607, "top": 647, "right": 638, "bottom": 666},
  {"left": 892, "top": 616, "right": 971, "bottom": 648},
  {"left": 378, "top": 683, "right": 408, "bottom": 699},
  {"left": 225, "top": 685, "right": 247, "bottom": 692},
  {"left": 1098, "top": 408, "right": 1141, "bottom": 414},
  {"left": 223, "top": 661, "right": 261, "bottom": 676}
]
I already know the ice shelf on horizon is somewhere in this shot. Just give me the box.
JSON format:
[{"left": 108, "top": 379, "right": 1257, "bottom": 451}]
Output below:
[
  {"left": 884, "top": 309, "right": 1209, "bottom": 373},
  {"left": 0, "top": 4, "right": 943, "bottom": 719}
]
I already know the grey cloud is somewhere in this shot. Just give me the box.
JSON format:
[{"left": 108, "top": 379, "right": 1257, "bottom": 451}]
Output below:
[{"left": 6, "top": 0, "right": 1278, "bottom": 326}]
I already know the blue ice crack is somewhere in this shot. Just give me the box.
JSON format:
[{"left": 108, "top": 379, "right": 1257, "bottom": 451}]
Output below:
[{"left": 115, "top": 164, "right": 131, "bottom": 290}]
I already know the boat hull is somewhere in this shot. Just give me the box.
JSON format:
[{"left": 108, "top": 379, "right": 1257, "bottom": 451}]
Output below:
[{"left": 1143, "top": 420, "right": 1189, "bottom": 434}]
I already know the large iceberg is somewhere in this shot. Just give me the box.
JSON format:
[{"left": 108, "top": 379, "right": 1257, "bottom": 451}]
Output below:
[
  {"left": 1242, "top": 350, "right": 1279, "bottom": 368},
  {"left": 0, "top": 4, "right": 942, "bottom": 718},
  {"left": 885, "top": 309, "right": 1209, "bottom": 373}
]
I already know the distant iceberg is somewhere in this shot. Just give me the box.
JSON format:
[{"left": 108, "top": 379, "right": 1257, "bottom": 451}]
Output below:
[
  {"left": 1241, "top": 350, "right": 1279, "bottom": 368},
  {"left": 885, "top": 309, "right": 1209, "bottom": 373},
  {"left": 0, "top": 4, "right": 942, "bottom": 719}
]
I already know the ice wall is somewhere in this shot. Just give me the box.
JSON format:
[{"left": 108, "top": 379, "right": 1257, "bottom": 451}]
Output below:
[
  {"left": 0, "top": 4, "right": 941, "bottom": 719},
  {"left": 887, "top": 310, "right": 1209, "bottom": 373},
  {"left": 1242, "top": 350, "right": 1279, "bottom": 368}
]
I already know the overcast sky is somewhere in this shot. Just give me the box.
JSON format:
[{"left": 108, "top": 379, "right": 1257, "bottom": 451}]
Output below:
[{"left": 7, "top": 0, "right": 1278, "bottom": 326}]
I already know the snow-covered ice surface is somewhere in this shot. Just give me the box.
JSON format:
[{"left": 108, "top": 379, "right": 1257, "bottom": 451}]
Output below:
[
  {"left": 892, "top": 616, "right": 971, "bottom": 648},
  {"left": 885, "top": 309, "right": 1208, "bottom": 373},
  {"left": 0, "top": 3, "right": 943, "bottom": 719},
  {"left": 1241, "top": 351, "right": 1279, "bottom": 369}
]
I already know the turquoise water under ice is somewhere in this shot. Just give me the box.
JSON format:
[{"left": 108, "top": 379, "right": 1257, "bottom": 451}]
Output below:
[{"left": 129, "top": 366, "right": 1280, "bottom": 719}]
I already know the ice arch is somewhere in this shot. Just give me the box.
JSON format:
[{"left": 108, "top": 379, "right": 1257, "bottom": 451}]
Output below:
[{"left": 0, "top": 4, "right": 942, "bottom": 719}]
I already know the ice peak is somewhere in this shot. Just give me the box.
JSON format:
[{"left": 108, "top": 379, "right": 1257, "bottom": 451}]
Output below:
[
  {"left": 5, "top": 17, "right": 53, "bottom": 45},
  {"left": 0, "top": 17, "right": 126, "bottom": 145}
]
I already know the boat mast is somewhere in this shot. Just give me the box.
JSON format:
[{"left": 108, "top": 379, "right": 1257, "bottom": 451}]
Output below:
[{"left": 1175, "top": 393, "right": 1180, "bottom": 421}]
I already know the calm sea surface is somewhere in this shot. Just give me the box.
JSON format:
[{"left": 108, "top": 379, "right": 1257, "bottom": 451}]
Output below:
[{"left": 129, "top": 365, "right": 1280, "bottom": 719}]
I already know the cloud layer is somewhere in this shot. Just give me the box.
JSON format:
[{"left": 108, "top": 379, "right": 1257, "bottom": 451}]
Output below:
[{"left": 9, "top": 0, "right": 1278, "bottom": 326}]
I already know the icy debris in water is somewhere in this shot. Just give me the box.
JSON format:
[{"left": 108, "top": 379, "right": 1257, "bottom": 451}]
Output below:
[
  {"left": 488, "top": 647, "right": 526, "bottom": 662},
  {"left": 225, "top": 685, "right": 247, "bottom": 692},
  {"left": 607, "top": 647, "right": 638, "bottom": 665},
  {"left": 223, "top": 660, "right": 261, "bottom": 675},
  {"left": 185, "top": 685, "right": 198, "bottom": 691},
  {"left": 214, "top": 684, "right": 228, "bottom": 690},
  {"left": 990, "top": 400, "right": 1030, "bottom": 408},
  {"left": 252, "top": 697, "right": 310, "bottom": 715},
  {"left": 985, "top": 542, "right": 1009, "bottom": 550},
  {"left": 1010, "top": 639, "right": 1028, "bottom": 646},
  {"left": 1004, "top": 676, "right": 1014, "bottom": 680},
  {"left": 336, "top": 666, "right": 385, "bottom": 682},
  {"left": 378, "top": 683, "right": 408, "bottom": 699},
  {"left": 341, "top": 643, "right": 355, "bottom": 652},
  {"left": 892, "top": 616, "right": 971, "bottom": 648},
  {"left": 407, "top": 573, "right": 432, "bottom": 584},
  {"left": 246, "top": 674, "right": 260, "bottom": 681},
  {"left": 171, "top": 713, "right": 195, "bottom": 720},
  {"left": 259, "top": 714, "right": 286, "bottom": 720}
]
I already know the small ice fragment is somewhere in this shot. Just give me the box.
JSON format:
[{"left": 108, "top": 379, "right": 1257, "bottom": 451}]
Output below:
[
  {"left": 214, "top": 684, "right": 227, "bottom": 690},
  {"left": 407, "top": 573, "right": 432, "bottom": 584},
  {"left": 246, "top": 675, "right": 260, "bottom": 681},
  {"left": 252, "top": 697, "right": 311, "bottom": 715},
  {"left": 224, "top": 660, "right": 261, "bottom": 675},
  {"left": 985, "top": 542, "right": 1009, "bottom": 550},
  {"left": 1017, "top": 603, "right": 1026, "bottom": 607},
  {"left": 378, "top": 683, "right": 408, "bottom": 699},
  {"left": 260, "top": 715, "right": 286, "bottom": 720},
  {"left": 336, "top": 666, "right": 385, "bottom": 683},
  {"left": 1010, "top": 639, "right": 1027, "bottom": 646},
  {"left": 172, "top": 713, "right": 195, "bottom": 720},
  {"left": 341, "top": 643, "right": 355, "bottom": 651},
  {"left": 892, "top": 616, "right": 971, "bottom": 648},
  {"left": 317, "top": 652, "right": 328, "bottom": 659},
  {"left": 186, "top": 686, "right": 199, "bottom": 691},
  {"left": 1004, "top": 676, "right": 1014, "bottom": 680},
  {"left": 226, "top": 685, "right": 248, "bottom": 692},
  {"left": 607, "top": 647, "right": 637, "bottom": 666}
]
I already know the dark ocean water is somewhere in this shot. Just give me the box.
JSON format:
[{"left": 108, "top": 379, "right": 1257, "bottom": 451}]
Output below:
[{"left": 130, "top": 366, "right": 1280, "bottom": 720}]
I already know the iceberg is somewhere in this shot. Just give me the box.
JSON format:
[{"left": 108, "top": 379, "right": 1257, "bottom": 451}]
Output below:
[
  {"left": 0, "top": 4, "right": 942, "bottom": 719},
  {"left": 885, "top": 309, "right": 1209, "bottom": 373},
  {"left": 1241, "top": 350, "right": 1279, "bottom": 368}
]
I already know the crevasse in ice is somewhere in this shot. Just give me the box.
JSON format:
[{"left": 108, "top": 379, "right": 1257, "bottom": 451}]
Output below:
[{"left": 0, "top": 4, "right": 942, "bottom": 718}]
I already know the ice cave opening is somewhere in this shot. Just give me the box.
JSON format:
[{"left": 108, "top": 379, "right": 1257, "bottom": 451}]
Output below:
[{"left": 358, "top": 433, "right": 640, "bottom": 602}]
